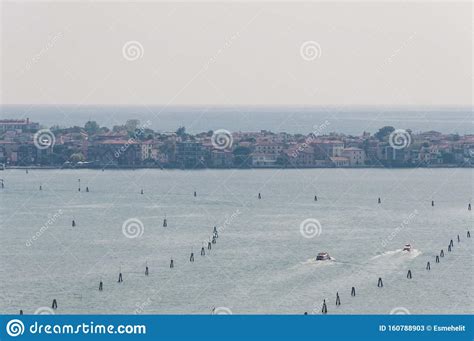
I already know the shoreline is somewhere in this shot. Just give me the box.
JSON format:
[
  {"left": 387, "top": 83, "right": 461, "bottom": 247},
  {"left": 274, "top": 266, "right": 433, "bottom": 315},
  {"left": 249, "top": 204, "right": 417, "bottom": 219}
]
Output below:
[{"left": 2, "top": 164, "right": 471, "bottom": 170}]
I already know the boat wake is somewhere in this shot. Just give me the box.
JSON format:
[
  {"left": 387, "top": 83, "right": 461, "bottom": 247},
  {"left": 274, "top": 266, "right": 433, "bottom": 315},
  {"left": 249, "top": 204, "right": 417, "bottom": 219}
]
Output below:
[
  {"left": 301, "top": 257, "right": 336, "bottom": 266},
  {"left": 371, "top": 249, "right": 422, "bottom": 261}
]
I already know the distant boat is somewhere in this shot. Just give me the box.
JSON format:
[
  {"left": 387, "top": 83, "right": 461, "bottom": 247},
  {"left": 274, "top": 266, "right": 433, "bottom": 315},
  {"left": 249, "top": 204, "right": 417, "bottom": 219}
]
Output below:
[
  {"left": 403, "top": 244, "right": 412, "bottom": 252},
  {"left": 316, "top": 252, "right": 331, "bottom": 261}
]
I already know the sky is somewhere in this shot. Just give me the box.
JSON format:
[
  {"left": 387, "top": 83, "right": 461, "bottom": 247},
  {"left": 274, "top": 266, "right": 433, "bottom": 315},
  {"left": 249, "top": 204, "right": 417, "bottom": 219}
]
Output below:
[{"left": 1, "top": 1, "right": 472, "bottom": 107}]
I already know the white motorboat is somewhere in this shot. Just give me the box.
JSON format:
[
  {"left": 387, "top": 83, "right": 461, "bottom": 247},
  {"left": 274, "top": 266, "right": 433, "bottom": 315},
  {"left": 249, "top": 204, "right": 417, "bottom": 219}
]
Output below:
[{"left": 316, "top": 252, "right": 331, "bottom": 261}]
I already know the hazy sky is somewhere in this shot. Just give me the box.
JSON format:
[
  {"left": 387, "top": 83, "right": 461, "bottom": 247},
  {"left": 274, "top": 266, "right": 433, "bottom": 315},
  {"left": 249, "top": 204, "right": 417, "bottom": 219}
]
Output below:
[{"left": 1, "top": 1, "right": 472, "bottom": 106}]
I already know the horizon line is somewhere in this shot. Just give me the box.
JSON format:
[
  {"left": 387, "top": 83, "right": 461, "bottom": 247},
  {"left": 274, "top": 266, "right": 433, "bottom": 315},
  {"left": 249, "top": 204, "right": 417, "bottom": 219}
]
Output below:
[{"left": 0, "top": 104, "right": 473, "bottom": 109}]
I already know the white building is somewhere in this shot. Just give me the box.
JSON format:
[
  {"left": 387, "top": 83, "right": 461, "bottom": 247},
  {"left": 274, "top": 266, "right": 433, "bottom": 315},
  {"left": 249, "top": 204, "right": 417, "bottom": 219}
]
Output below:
[
  {"left": 341, "top": 147, "right": 366, "bottom": 166},
  {"left": 251, "top": 153, "right": 278, "bottom": 167}
]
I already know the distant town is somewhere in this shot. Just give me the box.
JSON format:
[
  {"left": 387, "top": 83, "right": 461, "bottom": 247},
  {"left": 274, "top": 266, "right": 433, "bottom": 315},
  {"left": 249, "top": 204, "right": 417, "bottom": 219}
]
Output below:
[{"left": 0, "top": 118, "right": 473, "bottom": 169}]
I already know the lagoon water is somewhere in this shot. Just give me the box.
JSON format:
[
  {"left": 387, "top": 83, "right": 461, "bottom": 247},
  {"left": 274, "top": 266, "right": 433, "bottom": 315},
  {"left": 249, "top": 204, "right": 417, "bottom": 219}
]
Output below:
[
  {"left": 0, "top": 168, "right": 472, "bottom": 314},
  {"left": 1, "top": 105, "right": 472, "bottom": 135}
]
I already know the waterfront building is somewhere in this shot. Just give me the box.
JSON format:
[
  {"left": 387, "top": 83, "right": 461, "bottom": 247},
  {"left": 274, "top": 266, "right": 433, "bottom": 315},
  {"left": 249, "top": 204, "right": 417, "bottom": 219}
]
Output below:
[
  {"left": 0, "top": 118, "right": 40, "bottom": 132},
  {"left": 176, "top": 141, "right": 207, "bottom": 168},
  {"left": 312, "top": 140, "right": 344, "bottom": 160},
  {"left": 251, "top": 153, "right": 279, "bottom": 167},
  {"left": 330, "top": 156, "right": 350, "bottom": 167},
  {"left": 341, "top": 147, "right": 366, "bottom": 166},
  {"left": 211, "top": 150, "right": 234, "bottom": 168},
  {"left": 285, "top": 146, "right": 315, "bottom": 168}
]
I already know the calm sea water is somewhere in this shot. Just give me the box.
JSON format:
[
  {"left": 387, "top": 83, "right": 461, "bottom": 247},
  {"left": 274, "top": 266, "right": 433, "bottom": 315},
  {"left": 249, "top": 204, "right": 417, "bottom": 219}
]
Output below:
[
  {"left": 1, "top": 105, "right": 472, "bottom": 135},
  {"left": 0, "top": 168, "right": 472, "bottom": 314}
]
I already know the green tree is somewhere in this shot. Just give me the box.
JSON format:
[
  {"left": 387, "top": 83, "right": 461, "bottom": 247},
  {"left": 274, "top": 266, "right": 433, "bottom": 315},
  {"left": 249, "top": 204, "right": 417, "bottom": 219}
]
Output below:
[
  {"left": 176, "top": 126, "right": 186, "bottom": 138},
  {"left": 84, "top": 121, "right": 100, "bottom": 135},
  {"left": 70, "top": 153, "right": 85, "bottom": 163},
  {"left": 125, "top": 119, "right": 140, "bottom": 132},
  {"left": 374, "top": 126, "right": 395, "bottom": 141}
]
